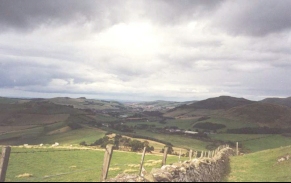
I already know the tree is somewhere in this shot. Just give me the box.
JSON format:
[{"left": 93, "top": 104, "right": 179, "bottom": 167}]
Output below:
[
  {"left": 79, "top": 141, "right": 87, "bottom": 146},
  {"left": 160, "top": 145, "right": 174, "bottom": 154},
  {"left": 130, "top": 140, "right": 144, "bottom": 152}
]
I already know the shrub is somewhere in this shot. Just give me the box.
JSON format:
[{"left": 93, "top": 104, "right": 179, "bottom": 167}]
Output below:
[{"left": 79, "top": 141, "right": 87, "bottom": 146}]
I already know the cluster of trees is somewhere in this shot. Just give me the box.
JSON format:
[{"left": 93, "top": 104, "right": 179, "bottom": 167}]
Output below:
[
  {"left": 160, "top": 146, "right": 174, "bottom": 154},
  {"left": 134, "top": 124, "right": 156, "bottom": 130},
  {"left": 111, "top": 124, "right": 134, "bottom": 132},
  {"left": 80, "top": 134, "right": 154, "bottom": 152}
]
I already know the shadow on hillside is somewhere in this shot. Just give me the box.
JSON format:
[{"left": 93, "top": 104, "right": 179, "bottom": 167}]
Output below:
[{"left": 221, "top": 157, "right": 232, "bottom": 182}]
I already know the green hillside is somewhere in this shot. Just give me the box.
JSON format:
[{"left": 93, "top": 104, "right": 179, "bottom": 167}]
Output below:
[
  {"left": 225, "top": 145, "right": 291, "bottom": 182},
  {"left": 48, "top": 97, "right": 125, "bottom": 110},
  {"left": 3, "top": 146, "right": 186, "bottom": 182},
  {"left": 261, "top": 97, "right": 291, "bottom": 108}
]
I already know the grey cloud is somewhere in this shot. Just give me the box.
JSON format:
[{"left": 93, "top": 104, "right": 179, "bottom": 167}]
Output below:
[
  {"left": 0, "top": 0, "right": 224, "bottom": 32},
  {"left": 211, "top": 0, "right": 291, "bottom": 36},
  {"left": 0, "top": 62, "right": 51, "bottom": 87},
  {"left": 137, "top": 0, "right": 224, "bottom": 25},
  {"left": 0, "top": 0, "right": 124, "bottom": 32},
  {"left": 0, "top": 57, "right": 93, "bottom": 88}
]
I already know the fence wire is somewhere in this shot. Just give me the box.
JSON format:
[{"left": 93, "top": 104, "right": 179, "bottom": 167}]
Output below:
[
  {"left": 4, "top": 147, "right": 104, "bottom": 182},
  {"left": 2, "top": 143, "right": 232, "bottom": 182},
  {"left": 10, "top": 167, "right": 102, "bottom": 182},
  {"left": 10, "top": 148, "right": 92, "bottom": 154}
]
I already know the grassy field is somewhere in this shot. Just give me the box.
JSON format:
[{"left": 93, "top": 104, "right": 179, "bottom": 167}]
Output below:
[
  {"left": 87, "top": 114, "right": 117, "bottom": 122},
  {"left": 125, "top": 118, "right": 195, "bottom": 130},
  {"left": 210, "top": 134, "right": 291, "bottom": 153},
  {"left": 225, "top": 145, "right": 291, "bottom": 182},
  {"left": 29, "top": 127, "right": 106, "bottom": 145},
  {"left": 48, "top": 97, "right": 125, "bottom": 110},
  {"left": 3, "top": 146, "right": 187, "bottom": 182},
  {"left": 204, "top": 117, "right": 258, "bottom": 131},
  {"left": 135, "top": 130, "right": 211, "bottom": 151}
]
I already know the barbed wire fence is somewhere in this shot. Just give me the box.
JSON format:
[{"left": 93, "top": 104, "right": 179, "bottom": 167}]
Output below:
[
  {"left": 0, "top": 144, "right": 232, "bottom": 182},
  {"left": 0, "top": 146, "right": 105, "bottom": 182}
]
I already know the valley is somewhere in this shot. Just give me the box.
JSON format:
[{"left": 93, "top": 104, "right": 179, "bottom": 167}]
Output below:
[{"left": 1, "top": 95, "right": 291, "bottom": 181}]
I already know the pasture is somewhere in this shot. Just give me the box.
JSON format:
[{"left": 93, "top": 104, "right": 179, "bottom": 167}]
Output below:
[
  {"left": 225, "top": 145, "right": 291, "bottom": 182},
  {"left": 2, "top": 146, "right": 187, "bottom": 182},
  {"left": 210, "top": 134, "right": 291, "bottom": 153}
]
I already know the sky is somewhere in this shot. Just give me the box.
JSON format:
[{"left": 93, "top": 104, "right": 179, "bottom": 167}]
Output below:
[{"left": 0, "top": 0, "right": 291, "bottom": 102}]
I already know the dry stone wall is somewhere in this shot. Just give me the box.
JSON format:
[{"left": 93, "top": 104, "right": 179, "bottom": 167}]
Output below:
[{"left": 107, "top": 147, "right": 234, "bottom": 182}]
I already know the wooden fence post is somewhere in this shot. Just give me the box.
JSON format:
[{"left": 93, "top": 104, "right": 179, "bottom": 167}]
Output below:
[
  {"left": 194, "top": 151, "right": 197, "bottom": 159},
  {"left": 139, "top": 147, "right": 146, "bottom": 176},
  {"left": 101, "top": 144, "right": 114, "bottom": 181},
  {"left": 236, "top": 142, "right": 239, "bottom": 156},
  {"left": 189, "top": 150, "right": 193, "bottom": 160},
  {"left": 0, "top": 146, "right": 11, "bottom": 182},
  {"left": 178, "top": 149, "right": 182, "bottom": 163},
  {"left": 162, "top": 147, "right": 169, "bottom": 166},
  {"left": 200, "top": 151, "right": 203, "bottom": 158}
]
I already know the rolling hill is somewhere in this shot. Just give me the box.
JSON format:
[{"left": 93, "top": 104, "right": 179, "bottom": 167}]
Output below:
[
  {"left": 226, "top": 145, "right": 291, "bottom": 182},
  {"left": 261, "top": 96, "right": 291, "bottom": 108},
  {"left": 164, "top": 96, "right": 254, "bottom": 118},
  {"left": 47, "top": 97, "right": 125, "bottom": 110},
  {"left": 225, "top": 103, "right": 291, "bottom": 127},
  {"left": 180, "top": 96, "right": 254, "bottom": 110}
]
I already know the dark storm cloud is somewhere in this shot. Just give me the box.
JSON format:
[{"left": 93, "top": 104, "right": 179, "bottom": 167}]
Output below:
[
  {"left": 211, "top": 0, "right": 291, "bottom": 36},
  {"left": 0, "top": 0, "right": 124, "bottom": 32},
  {"left": 138, "top": 0, "right": 224, "bottom": 24},
  {"left": 0, "top": 56, "right": 93, "bottom": 88},
  {"left": 0, "top": 0, "right": 291, "bottom": 101},
  {"left": 0, "top": 0, "right": 224, "bottom": 32}
]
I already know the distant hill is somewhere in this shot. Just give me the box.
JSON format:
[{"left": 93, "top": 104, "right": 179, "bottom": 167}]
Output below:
[
  {"left": 125, "top": 100, "right": 196, "bottom": 111},
  {"left": 0, "top": 97, "right": 30, "bottom": 104},
  {"left": 175, "top": 96, "right": 254, "bottom": 110},
  {"left": 46, "top": 97, "right": 125, "bottom": 110},
  {"left": 136, "top": 100, "right": 195, "bottom": 107},
  {"left": 0, "top": 100, "right": 85, "bottom": 126},
  {"left": 226, "top": 103, "right": 291, "bottom": 127},
  {"left": 261, "top": 97, "right": 291, "bottom": 108}
]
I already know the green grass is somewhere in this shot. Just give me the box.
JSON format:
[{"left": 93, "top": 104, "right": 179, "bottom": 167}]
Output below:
[
  {"left": 30, "top": 127, "right": 106, "bottom": 145},
  {"left": 210, "top": 134, "right": 291, "bottom": 153},
  {"left": 89, "top": 114, "right": 118, "bottom": 123},
  {"left": 225, "top": 145, "right": 291, "bottom": 182},
  {"left": 0, "top": 122, "right": 69, "bottom": 144},
  {"left": 3, "top": 146, "right": 187, "bottom": 182},
  {"left": 241, "top": 135, "right": 291, "bottom": 153},
  {"left": 0, "top": 97, "right": 18, "bottom": 104},
  {"left": 210, "top": 134, "right": 270, "bottom": 142},
  {"left": 135, "top": 130, "right": 211, "bottom": 151},
  {"left": 126, "top": 119, "right": 196, "bottom": 130},
  {"left": 43, "top": 122, "right": 67, "bottom": 133},
  {"left": 126, "top": 116, "right": 259, "bottom": 133},
  {"left": 205, "top": 117, "right": 258, "bottom": 131},
  {"left": 0, "top": 126, "right": 45, "bottom": 141}
]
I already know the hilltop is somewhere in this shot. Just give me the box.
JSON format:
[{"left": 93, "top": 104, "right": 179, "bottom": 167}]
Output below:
[
  {"left": 225, "top": 103, "right": 291, "bottom": 128},
  {"left": 1, "top": 95, "right": 291, "bottom": 154},
  {"left": 173, "top": 96, "right": 253, "bottom": 111},
  {"left": 47, "top": 97, "right": 125, "bottom": 110},
  {"left": 164, "top": 96, "right": 254, "bottom": 118},
  {"left": 261, "top": 96, "right": 291, "bottom": 108}
]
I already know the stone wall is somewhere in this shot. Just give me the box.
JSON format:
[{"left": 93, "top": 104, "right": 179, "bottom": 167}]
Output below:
[{"left": 106, "top": 147, "right": 234, "bottom": 182}]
